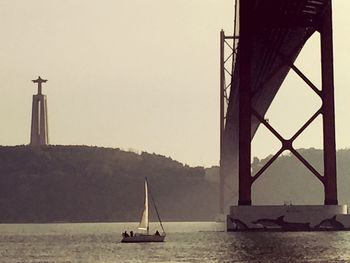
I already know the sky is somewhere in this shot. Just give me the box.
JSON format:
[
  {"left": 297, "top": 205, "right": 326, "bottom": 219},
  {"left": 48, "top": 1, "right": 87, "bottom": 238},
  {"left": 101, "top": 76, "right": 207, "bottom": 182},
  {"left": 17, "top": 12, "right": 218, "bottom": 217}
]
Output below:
[{"left": 0, "top": 0, "right": 349, "bottom": 168}]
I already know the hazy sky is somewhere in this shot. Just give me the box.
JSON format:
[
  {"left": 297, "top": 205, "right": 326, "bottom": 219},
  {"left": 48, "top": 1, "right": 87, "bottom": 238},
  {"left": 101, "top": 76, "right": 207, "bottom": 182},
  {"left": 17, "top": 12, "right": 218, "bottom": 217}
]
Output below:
[{"left": 0, "top": 0, "right": 349, "bottom": 167}]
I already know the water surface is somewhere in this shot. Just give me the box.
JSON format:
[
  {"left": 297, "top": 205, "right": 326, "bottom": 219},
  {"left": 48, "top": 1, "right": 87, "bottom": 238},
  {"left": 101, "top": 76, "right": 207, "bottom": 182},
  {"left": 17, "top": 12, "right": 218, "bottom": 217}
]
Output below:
[{"left": 0, "top": 222, "right": 349, "bottom": 262}]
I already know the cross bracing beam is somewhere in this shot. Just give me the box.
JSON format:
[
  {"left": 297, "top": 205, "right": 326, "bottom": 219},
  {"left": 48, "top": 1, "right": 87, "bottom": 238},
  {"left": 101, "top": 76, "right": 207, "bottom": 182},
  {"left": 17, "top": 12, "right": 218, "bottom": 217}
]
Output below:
[{"left": 221, "top": 0, "right": 337, "bottom": 207}]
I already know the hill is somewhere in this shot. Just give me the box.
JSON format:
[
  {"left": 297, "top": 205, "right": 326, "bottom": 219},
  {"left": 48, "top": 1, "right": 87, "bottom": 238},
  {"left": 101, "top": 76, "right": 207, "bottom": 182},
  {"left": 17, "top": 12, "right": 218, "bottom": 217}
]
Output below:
[
  {"left": 0, "top": 145, "right": 218, "bottom": 222},
  {"left": 2, "top": 146, "right": 350, "bottom": 223},
  {"left": 251, "top": 148, "right": 350, "bottom": 205},
  {"left": 202, "top": 148, "right": 350, "bottom": 206}
]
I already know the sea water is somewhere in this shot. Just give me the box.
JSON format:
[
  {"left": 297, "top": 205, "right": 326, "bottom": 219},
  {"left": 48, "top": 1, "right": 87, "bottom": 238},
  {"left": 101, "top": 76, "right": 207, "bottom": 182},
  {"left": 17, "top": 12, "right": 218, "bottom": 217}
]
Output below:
[{"left": 1, "top": 222, "right": 350, "bottom": 262}]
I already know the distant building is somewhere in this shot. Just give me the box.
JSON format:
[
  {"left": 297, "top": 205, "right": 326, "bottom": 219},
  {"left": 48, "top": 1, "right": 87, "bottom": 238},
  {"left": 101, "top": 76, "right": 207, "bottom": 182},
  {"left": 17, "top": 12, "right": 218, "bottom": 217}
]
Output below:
[{"left": 30, "top": 76, "right": 49, "bottom": 146}]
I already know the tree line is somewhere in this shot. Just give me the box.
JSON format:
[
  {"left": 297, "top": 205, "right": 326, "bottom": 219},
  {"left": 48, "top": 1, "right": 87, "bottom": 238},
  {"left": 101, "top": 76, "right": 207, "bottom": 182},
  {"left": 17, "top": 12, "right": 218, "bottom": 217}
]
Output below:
[{"left": 0, "top": 145, "right": 218, "bottom": 222}]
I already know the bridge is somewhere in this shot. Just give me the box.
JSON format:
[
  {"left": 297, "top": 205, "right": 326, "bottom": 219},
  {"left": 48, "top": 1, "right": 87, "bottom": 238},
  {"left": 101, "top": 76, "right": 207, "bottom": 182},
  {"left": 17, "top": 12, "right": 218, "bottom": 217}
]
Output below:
[{"left": 219, "top": 0, "right": 350, "bottom": 231}]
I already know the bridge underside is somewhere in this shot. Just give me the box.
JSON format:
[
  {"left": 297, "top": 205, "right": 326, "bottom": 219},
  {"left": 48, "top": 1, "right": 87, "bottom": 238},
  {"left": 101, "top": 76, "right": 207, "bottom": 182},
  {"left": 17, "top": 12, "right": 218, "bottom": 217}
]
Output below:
[{"left": 222, "top": 0, "right": 337, "bottom": 209}]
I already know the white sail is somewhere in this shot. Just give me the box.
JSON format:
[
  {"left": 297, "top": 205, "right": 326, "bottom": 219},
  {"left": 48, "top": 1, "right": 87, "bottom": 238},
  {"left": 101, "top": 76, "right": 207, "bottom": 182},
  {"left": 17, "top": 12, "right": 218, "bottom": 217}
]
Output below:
[
  {"left": 121, "top": 178, "right": 166, "bottom": 243},
  {"left": 138, "top": 179, "right": 149, "bottom": 232}
]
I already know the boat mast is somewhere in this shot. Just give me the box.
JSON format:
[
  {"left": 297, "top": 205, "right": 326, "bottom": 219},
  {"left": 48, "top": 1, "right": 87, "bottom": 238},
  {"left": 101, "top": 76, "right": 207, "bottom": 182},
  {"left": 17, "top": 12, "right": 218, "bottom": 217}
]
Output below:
[
  {"left": 146, "top": 177, "right": 166, "bottom": 234},
  {"left": 145, "top": 179, "right": 149, "bottom": 235}
]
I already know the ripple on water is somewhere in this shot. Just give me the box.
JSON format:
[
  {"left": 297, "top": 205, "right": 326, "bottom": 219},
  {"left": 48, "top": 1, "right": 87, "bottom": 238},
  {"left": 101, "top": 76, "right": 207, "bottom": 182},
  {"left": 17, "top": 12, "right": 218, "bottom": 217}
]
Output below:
[{"left": 1, "top": 223, "right": 350, "bottom": 262}]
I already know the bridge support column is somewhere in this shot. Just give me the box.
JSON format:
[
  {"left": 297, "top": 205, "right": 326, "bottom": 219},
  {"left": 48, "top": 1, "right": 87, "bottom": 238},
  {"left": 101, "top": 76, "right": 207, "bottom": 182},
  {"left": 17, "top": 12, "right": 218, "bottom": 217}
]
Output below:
[
  {"left": 220, "top": 30, "right": 225, "bottom": 213},
  {"left": 320, "top": 1, "right": 338, "bottom": 205},
  {"left": 238, "top": 0, "right": 252, "bottom": 206}
]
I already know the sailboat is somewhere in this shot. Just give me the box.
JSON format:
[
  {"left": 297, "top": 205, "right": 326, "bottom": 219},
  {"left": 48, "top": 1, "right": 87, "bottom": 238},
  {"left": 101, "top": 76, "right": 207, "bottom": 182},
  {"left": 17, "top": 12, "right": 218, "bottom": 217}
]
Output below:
[{"left": 121, "top": 178, "right": 166, "bottom": 243}]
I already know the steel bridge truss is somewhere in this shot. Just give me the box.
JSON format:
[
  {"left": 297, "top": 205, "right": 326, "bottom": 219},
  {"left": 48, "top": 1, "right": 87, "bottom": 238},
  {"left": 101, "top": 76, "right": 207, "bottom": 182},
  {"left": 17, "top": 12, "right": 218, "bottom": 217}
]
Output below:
[
  {"left": 220, "top": 30, "right": 237, "bottom": 213},
  {"left": 220, "top": 0, "right": 337, "bottom": 211}
]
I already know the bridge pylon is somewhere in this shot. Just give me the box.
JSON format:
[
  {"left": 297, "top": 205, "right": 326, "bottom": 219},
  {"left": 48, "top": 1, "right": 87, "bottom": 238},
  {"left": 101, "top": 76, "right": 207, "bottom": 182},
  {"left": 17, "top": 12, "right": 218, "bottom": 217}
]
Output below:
[{"left": 221, "top": 0, "right": 350, "bottom": 231}]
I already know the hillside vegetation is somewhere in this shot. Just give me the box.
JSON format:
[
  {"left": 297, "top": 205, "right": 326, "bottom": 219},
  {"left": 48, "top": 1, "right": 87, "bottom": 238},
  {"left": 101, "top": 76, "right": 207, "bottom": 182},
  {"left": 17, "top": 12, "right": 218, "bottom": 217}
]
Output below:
[
  {"left": 2, "top": 146, "right": 350, "bottom": 223},
  {"left": 0, "top": 145, "right": 218, "bottom": 222},
  {"left": 251, "top": 148, "right": 350, "bottom": 205}
]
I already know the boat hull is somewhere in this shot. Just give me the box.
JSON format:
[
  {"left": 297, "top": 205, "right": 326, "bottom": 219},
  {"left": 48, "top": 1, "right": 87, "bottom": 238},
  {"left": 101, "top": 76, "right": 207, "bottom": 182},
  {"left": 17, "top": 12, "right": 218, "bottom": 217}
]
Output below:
[{"left": 121, "top": 235, "right": 165, "bottom": 243}]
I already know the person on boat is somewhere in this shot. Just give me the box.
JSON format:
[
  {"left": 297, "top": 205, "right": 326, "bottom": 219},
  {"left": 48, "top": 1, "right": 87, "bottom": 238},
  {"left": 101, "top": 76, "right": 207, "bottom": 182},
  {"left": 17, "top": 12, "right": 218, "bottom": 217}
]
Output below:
[
  {"left": 122, "top": 231, "right": 129, "bottom": 238},
  {"left": 155, "top": 230, "right": 160, "bottom": 236},
  {"left": 130, "top": 231, "right": 134, "bottom": 237}
]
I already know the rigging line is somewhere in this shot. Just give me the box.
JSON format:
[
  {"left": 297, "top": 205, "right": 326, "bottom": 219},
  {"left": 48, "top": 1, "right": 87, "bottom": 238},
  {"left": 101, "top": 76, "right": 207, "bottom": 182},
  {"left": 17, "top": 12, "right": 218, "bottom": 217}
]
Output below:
[{"left": 145, "top": 177, "right": 166, "bottom": 234}]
